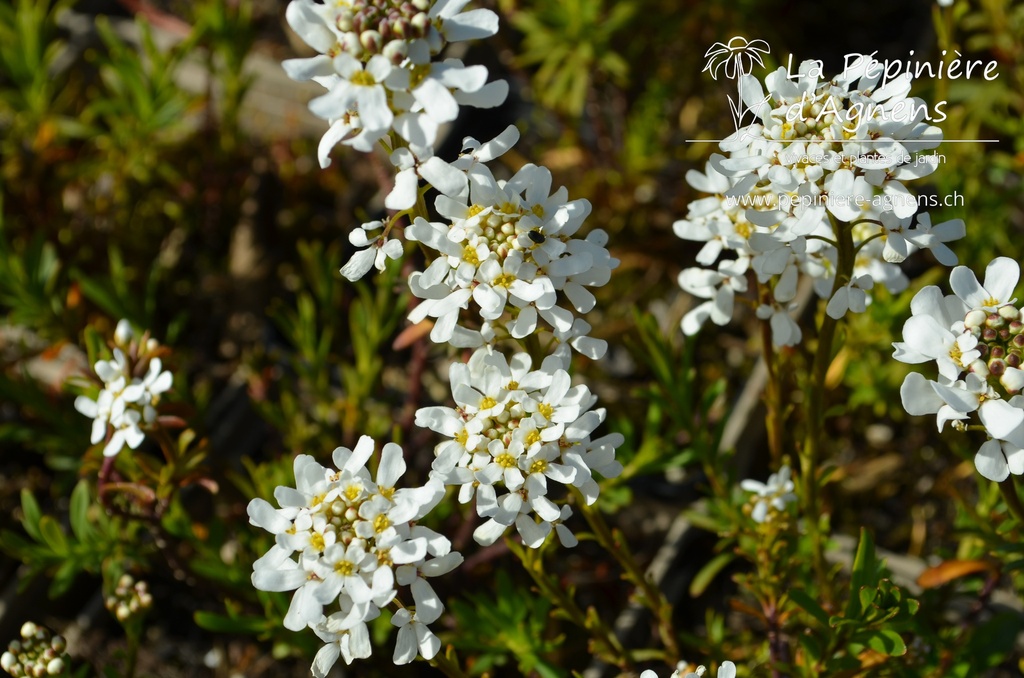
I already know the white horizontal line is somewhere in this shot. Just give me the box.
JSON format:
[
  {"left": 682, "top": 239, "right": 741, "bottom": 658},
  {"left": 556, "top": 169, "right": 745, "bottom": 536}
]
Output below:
[{"left": 684, "top": 139, "right": 999, "bottom": 143}]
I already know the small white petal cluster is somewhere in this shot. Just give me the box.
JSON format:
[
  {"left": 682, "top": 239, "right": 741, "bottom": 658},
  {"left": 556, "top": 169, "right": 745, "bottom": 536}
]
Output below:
[
  {"left": 416, "top": 345, "right": 623, "bottom": 547},
  {"left": 1, "top": 622, "right": 68, "bottom": 678},
  {"left": 641, "top": 660, "right": 737, "bottom": 678},
  {"left": 894, "top": 257, "right": 1024, "bottom": 481},
  {"left": 675, "top": 57, "right": 965, "bottom": 344},
  {"left": 283, "top": 0, "right": 510, "bottom": 283},
  {"left": 284, "top": 0, "right": 506, "bottom": 162},
  {"left": 740, "top": 465, "right": 797, "bottom": 523},
  {"left": 248, "top": 436, "right": 461, "bottom": 673},
  {"left": 73, "top": 320, "right": 173, "bottom": 457},
  {"left": 407, "top": 126, "right": 619, "bottom": 357}
]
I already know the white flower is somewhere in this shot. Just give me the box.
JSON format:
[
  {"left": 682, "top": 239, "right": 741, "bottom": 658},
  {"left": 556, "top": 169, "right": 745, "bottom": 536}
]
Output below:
[
  {"left": 950, "top": 257, "right": 1019, "bottom": 312},
  {"left": 741, "top": 465, "right": 796, "bottom": 522},
  {"left": 340, "top": 221, "right": 404, "bottom": 281},
  {"left": 248, "top": 435, "right": 460, "bottom": 668},
  {"left": 72, "top": 326, "right": 173, "bottom": 457},
  {"left": 825, "top": 274, "right": 874, "bottom": 320},
  {"left": 392, "top": 608, "right": 441, "bottom": 664},
  {"left": 679, "top": 258, "right": 749, "bottom": 335}
]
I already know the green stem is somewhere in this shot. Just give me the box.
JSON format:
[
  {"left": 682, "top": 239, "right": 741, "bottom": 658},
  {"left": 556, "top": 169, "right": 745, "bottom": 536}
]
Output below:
[
  {"left": 801, "top": 214, "right": 854, "bottom": 600},
  {"left": 1000, "top": 477, "right": 1024, "bottom": 529},
  {"left": 510, "top": 540, "right": 630, "bottom": 669},
  {"left": 759, "top": 281, "right": 785, "bottom": 465},
  {"left": 429, "top": 648, "right": 470, "bottom": 678},
  {"left": 575, "top": 494, "right": 681, "bottom": 665}
]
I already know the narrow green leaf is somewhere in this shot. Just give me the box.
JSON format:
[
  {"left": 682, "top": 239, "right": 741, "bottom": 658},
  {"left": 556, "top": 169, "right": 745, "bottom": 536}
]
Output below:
[
  {"left": 20, "top": 488, "right": 42, "bottom": 541},
  {"left": 38, "top": 516, "right": 68, "bottom": 556},
  {"left": 194, "top": 611, "right": 269, "bottom": 635},
  {"left": 69, "top": 480, "right": 92, "bottom": 541},
  {"left": 789, "top": 588, "right": 830, "bottom": 627},
  {"left": 845, "top": 527, "right": 876, "bottom": 620},
  {"left": 689, "top": 551, "right": 734, "bottom": 597}
]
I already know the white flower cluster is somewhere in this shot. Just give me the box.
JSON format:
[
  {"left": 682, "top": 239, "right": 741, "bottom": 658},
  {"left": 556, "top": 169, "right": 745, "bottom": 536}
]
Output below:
[
  {"left": 73, "top": 320, "right": 173, "bottom": 458},
  {"left": 895, "top": 258, "right": 1024, "bottom": 482},
  {"left": 740, "top": 464, "right": 797, "bottom": 523},
  {"left": 675, "top": 57, "right": 965, "bottom": 345},
  {"left": 283, "top": 0, "right": 509, "bottom": 282},
  {"left": 284, "top": 0, "right": 506, "bottom": 163},
  {"left": 248, "top": 436, "right": 461, "bottom": 673},
  {"left": 417, "top": 345, "right": 623, "bottom": 547},
  {"left": 641, "top": 660, "right": 737, "bottom": 678},
  {"left": 406, "top": 127, "right": 619, "bottom": 356}
]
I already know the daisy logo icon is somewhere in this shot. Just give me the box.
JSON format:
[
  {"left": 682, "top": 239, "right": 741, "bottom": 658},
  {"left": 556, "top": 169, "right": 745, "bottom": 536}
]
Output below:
[
  {"left": 703, "top": 36, "right": 770, "bottom": 80},
  {"left": 703, "top": 37, "right": 773, "bottom": 140}
]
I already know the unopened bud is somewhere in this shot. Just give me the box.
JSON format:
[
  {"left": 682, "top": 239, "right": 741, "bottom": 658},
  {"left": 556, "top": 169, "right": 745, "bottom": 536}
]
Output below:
[
  {"left": 49, "top": 638, "right": 64, "bottom": 655},
  {"left": 360, "top": 30, "right": 382, "bottom": 53},
  {"left": 1011, "top": 321, "right": 1024, "bottom": 335},
  {"left": 1001, "top": 328, "right": 1011, "bottom": 340},
  {"left": 1008, "top": 352, "right": 1022, "bottom": 368},
  {"left": 1, "top": 654, "right": 17, "bottom": 671},
  {"left": 999, "top": 304, "right": 1019, "bottom": 320},
  {"left": 987, "top": 314, "right": 1006, "bottom": 329},
  {"left": 991, "top": 346, "right": 1006, "bottom": 360},
  {"left": 983, "top": 328, "right": 998, "bottom": 342},
  {"left": 44, "top": 658, "right": 63, "bottom": 676},
  {"left": 410, "top": 12, "right": 429, "bottom": 35},
  {"left": 969, "top": 359, "right": 990, "bottom": 377},
  {"left": 19, "top": 624, "right": 37, "bottom": 641},
  {"left": 114, "top": 319, "right": 133, "bottom": 345},
  {"left": 382, "top": 40, "right": 407, "bottom": 64},
  {"left": 989, "top": 358, "right": 1006, "bottom": 376}
]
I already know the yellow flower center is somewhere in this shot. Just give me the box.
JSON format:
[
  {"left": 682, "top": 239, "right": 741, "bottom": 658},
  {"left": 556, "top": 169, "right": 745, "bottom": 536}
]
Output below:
[
  {"left": 344, "top": 485, "right": 362, "bottom": 502},
  {"left": 496, "top": 452, "right": 517, "bottom": 468},
  {"left": 350, "top": 71, "right": 376, "bottom": 86},
  {"left": 374, "top": 514, "right": 390, "bottom": 533},
  {"left": 538, "top": 403, "right": 554, "bottom": 419},
  {"left": 525, "top": 430, "right": 541, "bottom": 446},
  {"left": 462, "top": 245, "right": 480, "bottom": 265},
  {"left": 480, "top": 396, "right": 497, "bottom": 410},
  {"left": 455, "top": 430, "right": 469, "bottom": 446},
  {"left": 467, "top": 204, "right": 485, "bottom": 218},
  {"left": 334, "top": 560, "right": 355, "bottom": 576},
  {"left": 493, "top": 273, "right": 516, "bottom": 288},
  {"left": 310, "top": 533, "right": 325, "bottom": 552},
  {"left": 529, "top": 459, "right": 548, "bottom": 475},
  {"left": 379, "top": 486, "right": 395, "bottom": 501}
]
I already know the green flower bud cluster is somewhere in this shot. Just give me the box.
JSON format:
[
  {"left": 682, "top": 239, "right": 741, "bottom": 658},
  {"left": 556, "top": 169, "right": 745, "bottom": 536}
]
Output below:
[
  {"left": 964, "top": 305, "right": 1024, "bottom": 387},
  {"left": 104, "top": 574, "right": 153, "bottom": 623},
  {"left": 0, "top": 623, "right": 68, "bottom": 678}
]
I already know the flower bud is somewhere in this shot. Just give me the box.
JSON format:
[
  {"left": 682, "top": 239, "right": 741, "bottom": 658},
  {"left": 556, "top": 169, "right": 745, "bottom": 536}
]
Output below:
[
  {"left": 410, "top": 12, "right": 429, "bottom": 36},
  {"left": 986, "top": 313, "right": 1005, "bottom": 329},
  {"left": 1001, "top": 328, "right": 1011, "bottom": 341},
  {"left": 969, "top": 359, "right": 989, "bottom": 377},
  {"left": 1, "top": 653, "right": 17, "bottom": 672},
  {"left": 382, "top": 40, "right": 407, "bottom": 64},
  {"left": 45, "top": 658, "right": 63, "bottom": 676},
  {"left": 114, "top": 319, "right": 133, "bottom": 345},
  {"left": 989, "top": 358, "right": 1006, "bottom": 376},
  {"left": 991, "top": 346, "right": 1006, "bottom": 360},
  {"left": 360, "top": 30, "right": 382, "bottom": 53},
  {"left": 999, "top": 304, "right": 1019, "bottom": 320},
  {"left": 49, "top": 638, "right": 64, "bottom": 655},
  {"left": 1008, "top": 352, "right": 1022, "bottom": 368},
  {"left": 983, "top": 328, "right": 998, "bottom": 342}
]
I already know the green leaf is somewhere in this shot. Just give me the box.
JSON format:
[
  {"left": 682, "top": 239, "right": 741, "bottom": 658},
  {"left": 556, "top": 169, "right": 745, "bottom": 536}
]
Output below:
[
  {"left": 689, "top": 551, "right": 734, "bottom": 597},
  {"left": 69, "top": 480, "right": 92, "bottom": 541},
  {"left": 194, "top": 610, "right": 271, "bottom": 635},
  {"left": 20, "top": 488, "right": 42, "bottom": 541},
  {"left": 38, "top": 515, "right": 68, "bottom": 556},
  {"left": 789, "top": 588, "right": 830, "bottom": 627},
  {"left": 863, "top": 629, "right": 907, "bottom": 656},
  {"left": 48, "top": 558, "right": 78, "bottom": 598},
  {"left": 845, "top": 527, "right": 877, "bottom": 620}
]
